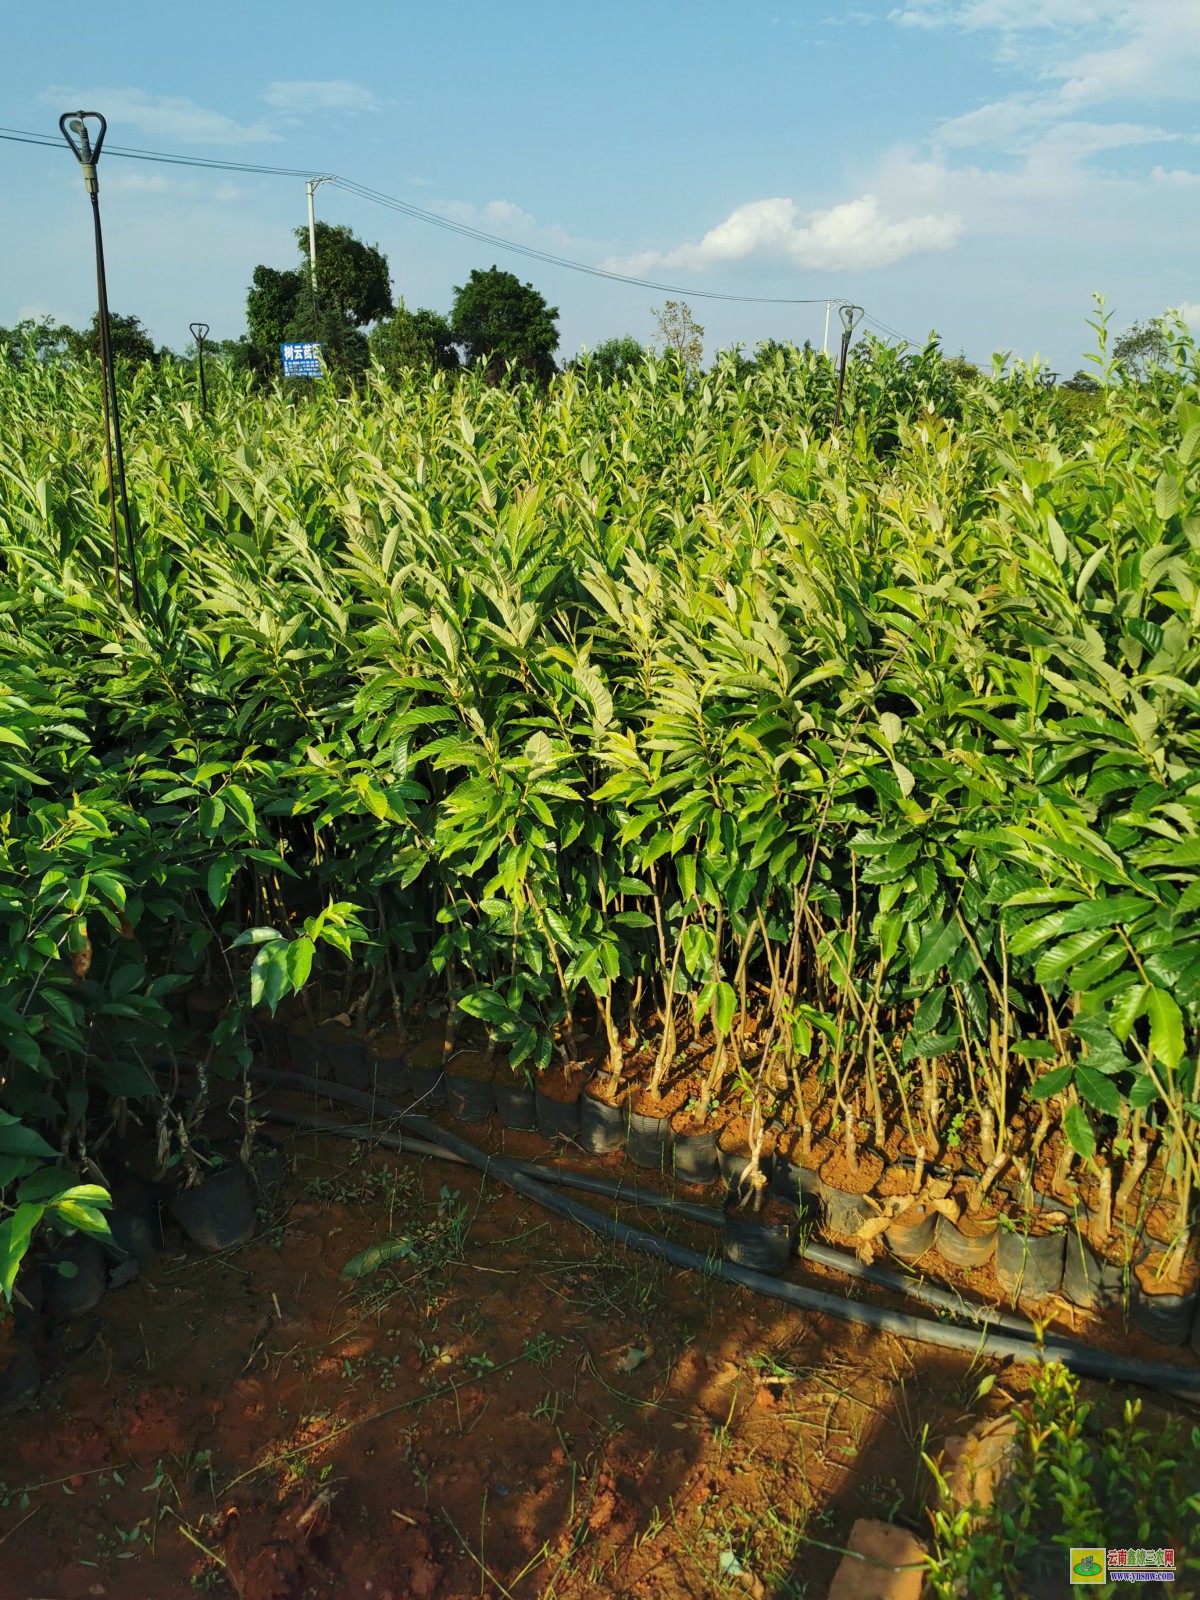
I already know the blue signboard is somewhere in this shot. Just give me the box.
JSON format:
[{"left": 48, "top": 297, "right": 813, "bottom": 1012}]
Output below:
[{"left": 281, "top": 341, "right": 324, "bottom": 378}]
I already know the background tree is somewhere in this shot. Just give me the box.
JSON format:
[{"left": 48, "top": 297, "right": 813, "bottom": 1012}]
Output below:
[
  {"left": 0, "top": 316, "right": 73, "bottom": 367},
  {"left": 246, "top": 225, "right": 392, "bottom": 382},
  {"left": 651, "top": 300, "right": 704, "bottom": 369},
  {"left": 371, "top": 302, "right": 459, "bottom": 380},
  {"left": 577, "top": 335, "right": 645, "bottom": 385},
  {"left": 63, "top": 312, "right": 162, "bottom": 367},
  {"left": 1113, "top": 318, "right": 1171, "bottom": 383},
  {"left": 450, "top": 266, "right": 559, "bottom": 383},
  {"left": 246, "top": 265, "right": 305, "bottom": 372},
  {"left": 293, "top": 222, "right": 392, "bottom": 329},
  {"left": 1062, "top": 369, "right": 1101, "bottom": 393}
]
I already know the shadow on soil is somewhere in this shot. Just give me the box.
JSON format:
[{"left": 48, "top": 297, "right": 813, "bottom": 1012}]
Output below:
[{"left": 1, "top": 1090, "right": 1196, "bottom": 1600}]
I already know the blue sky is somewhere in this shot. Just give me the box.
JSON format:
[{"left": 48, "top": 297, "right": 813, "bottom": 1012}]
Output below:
[{"left": 2, "top": 0, "right": 1197, "bottom": 371}]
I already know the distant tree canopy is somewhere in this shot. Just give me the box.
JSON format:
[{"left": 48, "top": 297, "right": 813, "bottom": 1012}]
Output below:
[
  {"left": 0, "top": 313, "right": 167, "bottom": 369},
  {"left": 293, "top": 223, "right": 393, "bottom": 329},
  {"left": 65, "top": 312, "right": 162, "bottom": 367},
  {"left": 1063, "top": 369, "right": 1102, "bottom": 393},
  {"left": 1113, "top": 318, "right": 1172, "bottom": 383},
  {"left": 370, "top": 303, "right": 460, "bottom": 379},
  {"left": 577, "top": 335, "right": 646, "bottom": 385},
  {"left": 450, "top": 266, "right": 559, "bottom": 384},
  {"left": 652, "top": 301, "right": 704, "bottom": 369},
  {"left": 245, "top": 223, "right": 393, "bottom": 380}
]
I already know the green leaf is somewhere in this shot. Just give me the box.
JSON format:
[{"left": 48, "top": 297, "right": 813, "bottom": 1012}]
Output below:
[
  {"left": 206, "top": 855, "right": 237, "bottom": 910},
  {"left": 342, "top": 1238, "right": 413, "bottom": 1279},
  {"left": 1075, "top": 1064, "right": 1122, "bottom": 1116},
  {"left": 198, "top": 795, "right": 226, "bottom": 836},
  {"left": 51, "top": 1200, "right": 111, "bottom": 1235},
  {"left": 1030, "top": 1064, "right": 1073, "bottom": 1101},
  {"left": 713, "top": 982, "right": 737, "bottom": 1037},
  {"left": 1129, "top": 1072, "right": 1160, "bottom": 1110},
  {"left": 1155, "top": 471, "right": 1182, "bottom": 521},
  {"left": 1146, "top": 987, "right": 1185, "bottom": 1072},
  {"left": 1063, "top": 1103, "right": 1096, "bottom": 1161},
  {"left": 0, "top": 1203, "right": 44, "bottom": 1300},
  {"left": 1034, "top": 929, "right": 1109, "bottom": 989},
  {"left": 0, "top": 1123, "right": 58, "bottom": 1161},
  {"left": 910, "top": 920, "right": 962, "bottom": 980}
]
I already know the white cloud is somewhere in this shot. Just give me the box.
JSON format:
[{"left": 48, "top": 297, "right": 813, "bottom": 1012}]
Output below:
[
  {"left": 890, "top": 0, "right": 1200, "bottom": 106},
  {"left": 43, "top": 87, "right": 279, "bottom": 145},
  {"left": 261, "top": 80, "right": 384, "bottom": 114},
  {"left": 1174, "top": 302, "right": 1200, "bottom": 330},
  {"left": 605, "top": 194, "right": 962, "bottom": 275}
]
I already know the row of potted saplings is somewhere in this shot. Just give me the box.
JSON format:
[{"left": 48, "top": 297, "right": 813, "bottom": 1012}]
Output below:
[{"left": 256, "top": 1011, "right": 1200, "bottom": 1356}]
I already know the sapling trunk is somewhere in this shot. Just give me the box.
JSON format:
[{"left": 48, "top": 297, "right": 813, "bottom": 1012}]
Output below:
[
  {"left": 599, "top": 990, "right": 624, "bottom": 1099},
  {"left": 1093, "top": 1162, "right": 1113, "bottom": 1246},
  {"left": 1114, "top": 1107, "right": 1149, "bottom": 1229},
  {"left": 967, "top": 1144, "right": 1010, "bottom": 1213},
  {"left": 647, "top": 927, "right": 687, "bottom": 1099}
]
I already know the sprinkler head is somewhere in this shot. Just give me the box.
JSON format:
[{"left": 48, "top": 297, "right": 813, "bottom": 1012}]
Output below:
[
  {"left": 60, "top": 110, "right": 108, "bottom": 194},
  {"left": 838, "top": 304, "right": 865, "bottom": 337},
  {"left": 189, "top": 323, "right": 211, "bottom": 343}
]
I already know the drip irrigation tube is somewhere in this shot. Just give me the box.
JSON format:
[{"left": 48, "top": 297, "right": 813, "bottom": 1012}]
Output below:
[
  {"left": 263, "top": 1099, "right": 1033, "bottom": 1339},
  {"left": 249, "top": 1071, "right": 1200, "bottom": 1394}
]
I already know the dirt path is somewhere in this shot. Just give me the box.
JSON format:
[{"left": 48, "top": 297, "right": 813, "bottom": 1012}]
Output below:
[{"left": 0, "top": 1101, "right": 1191, "bottom": 1599}]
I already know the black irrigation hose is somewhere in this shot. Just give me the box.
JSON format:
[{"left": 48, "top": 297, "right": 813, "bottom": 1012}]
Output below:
[
  {"left": 249, "top": 1071, "right": 1200, "bottom": 1395},
  {"left": 265, "top": 1100, "right": 1032, "bottom": 1336},
  {"left": 252, "top": 1069, "right": 1032, "bottom": 1335}
]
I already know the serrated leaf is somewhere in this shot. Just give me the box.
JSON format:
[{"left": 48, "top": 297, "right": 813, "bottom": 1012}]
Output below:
[
  {"left": 910, "top": 920, "right": 962, "bottom": 980},
  {"left": 1063, "top": 1103, "right": 1096, "bottom": 1161},
  {"left": 1075, "top": 1064, "right": 1122, "bottom": 1116},
  {"left": 1030, "top": 1064, "right": 1073, "bottom": 1101},
  {"left": 1146, "top": 987, "right": 1184, "bottom": 1071}
]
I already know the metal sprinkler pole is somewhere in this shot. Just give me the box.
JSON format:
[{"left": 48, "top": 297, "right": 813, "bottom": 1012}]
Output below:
[
  {"left": 189, "top": 322, "right": 210, "bottom": 415},
  {"left": 832, "top": 303, "right": 864, "bottom": 430},
  {"left": 305, "top": 175, "right": 335, "bottom": 292},
  {"left": 59, "top": 111, "right": 140, "bottom": 614}
]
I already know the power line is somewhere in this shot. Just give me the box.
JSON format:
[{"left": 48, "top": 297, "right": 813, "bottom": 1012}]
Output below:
[{"left": 1, "top": 123, "right": 835, "bottom": 308}]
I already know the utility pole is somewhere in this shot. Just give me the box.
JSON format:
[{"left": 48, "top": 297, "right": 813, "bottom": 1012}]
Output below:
[
  {"left": 823, "top": 300, "right": 832, "bottom": 359},
  {"left": 305, "top": 175, "right": 335, "bottom": 292}
]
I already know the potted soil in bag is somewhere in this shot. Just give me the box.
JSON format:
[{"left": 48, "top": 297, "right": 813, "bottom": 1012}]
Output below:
[
  {"left": 994, "top": 1203, "right": 1067, "bottom": 1304},
  {"left": 723, "top": 1168, "right": 799, "bottom": 1277},
  {"left": 1062, "top": 1217, "right": 1136, "bottom": 1313},
  {"left": 718, "top": 1117, "right": 775, "bottom": 1190},
  {"left": 771, "top": 1127, "right": 824, "bottom": 1217},
  {"left": 406, "top": 1035, "right": 448, "bottom": 1109},
  {"left": 819, "top": 1145, "right": 884, "bottom": 1241},
  {"left": 935, "top": 1187, "right": 999, "bottom": 1268},
  {"left": 671, "top": 1099, "right": 721, "bottom": 1187},
  {"left": 1132, "top": 1246, "right": 1200, "bottom": 1346},
  {"left": 369, "top": 1027, "right": 410, "bottom": 1101},
  {"left": 494, "top": 1060, "right": 539, "bottom": 1131},
  {"left": 535, "top": 1061, "right": 589, "bottom": 1140},
  {"left": 580, "top": 1075, "right": 628, "bottom": 1155},
  {"left": 166, "top": 1146, "right": 257, "bottom": 1254},
  {"left": 317, "top": 1015, "right": 370, "bottom": 1090},
  {"left": 627, "top": 1085, "right": 675, "bottom": 1171},
  {"left": 445, "top": 1050, "right": 497, "bottom": 1124}
]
